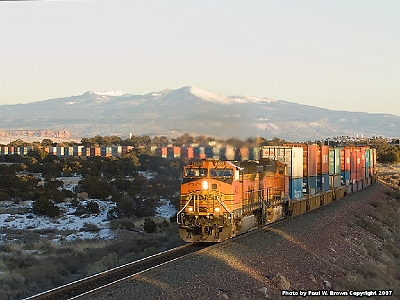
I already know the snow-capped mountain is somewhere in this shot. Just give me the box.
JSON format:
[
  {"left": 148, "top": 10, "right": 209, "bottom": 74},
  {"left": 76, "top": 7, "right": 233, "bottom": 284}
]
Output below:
[{"left": 0, "top": 86, "right": 399, "bottom": 141}]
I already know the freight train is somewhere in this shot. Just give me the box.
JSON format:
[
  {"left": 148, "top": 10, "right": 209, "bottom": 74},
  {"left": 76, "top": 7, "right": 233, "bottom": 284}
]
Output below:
[{"left": 177, "top": 145, "right": 377, "bottom": 242}]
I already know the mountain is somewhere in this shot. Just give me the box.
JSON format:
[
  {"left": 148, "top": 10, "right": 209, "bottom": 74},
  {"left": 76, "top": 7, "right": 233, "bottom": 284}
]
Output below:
[{"left": 0, "top": 86, "right": 399, "bottom": 141}]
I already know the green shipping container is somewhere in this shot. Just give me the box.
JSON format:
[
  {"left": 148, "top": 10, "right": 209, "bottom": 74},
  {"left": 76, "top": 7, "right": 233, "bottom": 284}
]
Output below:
[{"left": 329, "top": 148, "right": 341, "bottom": 175}]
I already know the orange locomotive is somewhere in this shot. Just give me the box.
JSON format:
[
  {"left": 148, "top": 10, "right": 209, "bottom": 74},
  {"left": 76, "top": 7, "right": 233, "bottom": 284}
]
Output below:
[{"left": 177, "top": 159, "right": 287, "bottom": 242}]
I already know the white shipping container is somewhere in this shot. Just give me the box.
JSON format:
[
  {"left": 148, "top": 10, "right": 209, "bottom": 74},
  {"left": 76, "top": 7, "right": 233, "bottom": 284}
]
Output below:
[{"left": 260, "top": 146, "right": 303, "bottom": 178}]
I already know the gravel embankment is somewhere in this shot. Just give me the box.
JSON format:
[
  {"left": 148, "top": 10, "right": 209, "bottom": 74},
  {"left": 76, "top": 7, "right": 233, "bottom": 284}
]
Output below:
[{"left": 86, "top": 182, "right": 398, "bottom": 300}]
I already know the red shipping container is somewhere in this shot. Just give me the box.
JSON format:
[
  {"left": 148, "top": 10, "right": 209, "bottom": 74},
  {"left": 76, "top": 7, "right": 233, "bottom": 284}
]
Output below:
[
  {"left": 341, "top": 147, "right": 351, "bottom": 171},
  {"left": 307, "top": 145, "right": 318, "bottom": 176}
]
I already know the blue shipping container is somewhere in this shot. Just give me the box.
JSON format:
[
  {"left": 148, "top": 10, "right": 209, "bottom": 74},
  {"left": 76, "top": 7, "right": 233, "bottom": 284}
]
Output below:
[
  {"left": 303, "top": 176, "right": 318, "bottom": 195},
  {"left": 341, "top": 170, "right": 351, "bottom": 185},
  {"left": 289, "top": 177, "right": 303, "bottom": 200},
  {"left": 317, "top": 174, "right": 330, "bottom": 192}
]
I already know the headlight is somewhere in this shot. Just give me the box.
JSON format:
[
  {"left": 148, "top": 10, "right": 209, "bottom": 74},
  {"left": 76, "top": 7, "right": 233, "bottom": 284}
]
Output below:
[
  {"left": 202, "top": 180, "right": 209, "bottom": 190},
  {"left": 188, "top": 207, "right": 193, "bottom": 212},
  {"left": 214, "top": 207, "right": 220, "bottom": 212}
]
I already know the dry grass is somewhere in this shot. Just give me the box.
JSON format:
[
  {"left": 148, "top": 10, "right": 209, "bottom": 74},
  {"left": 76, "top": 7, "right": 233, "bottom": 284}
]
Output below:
[
  {"left": 333, "top": 187, "right": 400, "bottom": 298},
  {"left": 0, "top": 221, "right": 183, "bottom": 300}
]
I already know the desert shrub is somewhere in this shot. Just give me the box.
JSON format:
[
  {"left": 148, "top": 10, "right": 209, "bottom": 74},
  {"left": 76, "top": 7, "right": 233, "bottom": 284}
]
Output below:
[
  {"left": 110, "top": 218, "right": 136, "bottom": 230},
  {"left": 0, "top": 191, "right": 10, "bottom": 201},
  {"left": 71, "top": 198, "right": 79, "bottom": 207},
  {"left": 32, "top": 197, "right": 60, "bottom": 217},
  {"left": 143, "top": 218, "right": 156, "bottom": 233},
  {"left": 358, "top": 216, "right": 387, "bottom": 239},
  {"left": 86, "top": 252, "right": 118, "bottom": 276},
  {"left": 86, "top": 201, "right": 100, "bottom": 214},
  {"left": 364, "top": 240, "right": 381, "bottom": 260},
  {"left": 80, "top": 223, "right": 100, "bottom": 233},
  {"left": 0, "top": 272, "right": 26, "bottom": 300},
  {"left": 75, "top": 200, "right": 100, "bottom": 216}
]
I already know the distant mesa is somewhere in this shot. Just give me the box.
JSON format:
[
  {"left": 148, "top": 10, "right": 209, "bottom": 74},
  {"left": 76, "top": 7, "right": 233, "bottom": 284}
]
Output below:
[{"left": 0, "top": 130, "right": 71, "bottom": 139}]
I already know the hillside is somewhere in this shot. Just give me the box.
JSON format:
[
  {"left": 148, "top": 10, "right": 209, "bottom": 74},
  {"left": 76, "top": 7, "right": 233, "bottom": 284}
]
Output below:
[
  {"left": 85, "top": 181, "right": 400, "bottom": 300},
  {"left": 1, "top": 87, "right": 399, "bottom": 141}
]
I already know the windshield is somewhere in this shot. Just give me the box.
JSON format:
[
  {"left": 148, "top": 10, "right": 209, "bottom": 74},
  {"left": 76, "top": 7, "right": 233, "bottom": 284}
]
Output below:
[
  {"left": 184, "top": 167, "right": 208, "bottom": 177},
  {"left": 210, "top": 168, "right": 233, "bottom": 177}
]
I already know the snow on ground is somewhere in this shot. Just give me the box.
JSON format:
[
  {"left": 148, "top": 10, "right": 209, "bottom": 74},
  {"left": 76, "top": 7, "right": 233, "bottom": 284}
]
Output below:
[
  {"left": 0, "top": 199, "right": 177, "bottom": 245},
  {"left": 155, "top": 199, "right": 176, "bottom": 219},
  {"left": 0, "top": 200, "right": 116, "bottom": 244},
  {"left": 0, "top": 175, "right": 177, "bottom": 245}
]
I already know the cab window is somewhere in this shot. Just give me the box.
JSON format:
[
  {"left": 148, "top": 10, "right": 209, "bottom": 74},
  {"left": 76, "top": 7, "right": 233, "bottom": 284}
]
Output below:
[
  {"left": 210, "top": 168, "right": 233, "bottom": 177},
  {"left": 184, "top": 168, "right": 208, "bottom": 177}
]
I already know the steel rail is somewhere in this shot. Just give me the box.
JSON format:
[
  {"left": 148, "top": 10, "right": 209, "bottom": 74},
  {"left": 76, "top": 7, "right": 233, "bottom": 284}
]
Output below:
[{"left": 24, "top": 243, "right": 210, "bottom": 300}]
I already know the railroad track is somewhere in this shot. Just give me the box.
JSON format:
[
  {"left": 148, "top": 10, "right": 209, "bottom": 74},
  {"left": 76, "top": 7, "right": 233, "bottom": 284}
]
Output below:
[{"left": 24, "top": 243, "right": 210, "bottom": 300}]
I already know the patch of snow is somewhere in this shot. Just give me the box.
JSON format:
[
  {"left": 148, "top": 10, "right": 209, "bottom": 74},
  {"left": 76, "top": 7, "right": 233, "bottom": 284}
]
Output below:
[
  {"left": 190, "top": 87, "right": 231, "bottom": 104},
  {"left": 137, "top": 171, "right": 156, "bottom": 179},
  {"left": 93, "top": 90, "right": 128, "bottom": 97},
  {"left": 190, "top": 87, "right": 276, "bottom": 104},
  {"left": 57, "top": 175, "right": 82, "bottom": 192},
  {"left": 155, "top": 199, "right": 176, "bottom": 219},
  {"left": 0, "top": 200, "right": 116, "bottom": 244}
]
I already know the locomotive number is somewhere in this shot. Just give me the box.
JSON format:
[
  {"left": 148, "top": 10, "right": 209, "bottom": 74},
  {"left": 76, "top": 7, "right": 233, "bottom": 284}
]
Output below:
[{"left": 192, "top": 161, "right": 203, "bottom": 166}]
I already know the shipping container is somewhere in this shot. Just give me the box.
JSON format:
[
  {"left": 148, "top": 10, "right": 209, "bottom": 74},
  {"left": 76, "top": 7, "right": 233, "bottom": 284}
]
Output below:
[
  {"left": 317, "top": 173, "right": 330, "bottom": 192},
  {"left": 303, "top": 176, "right": 317, "bottom": 195},
  {"left": 83, "top": 147, "right": 91, "bottom": 157},
  {"left": 205, "top": 147, "right": 214, "bottom": 158},
  {"left": 341, "top": 148, "right": 351, "bottom": 171},
  {"left": 249, "top": 147, "right": 260, "bottom": 160},
  {"left": 220, "top": 145, "right": 235, "bottom": 160},
  {"left": 2, "top": 146, "right": 9, "bottom": 155},
  {"left": 193, "top": 147, "right": 206, "bottom": 159},
  {"left": 56, "top": 147, "right": 64, "bottom": 157},
  {"left": 317, "top": 145, "right": 329, "bottom": 174},
  {"left": 364, "top": 149, "right": 370, "bottom": 178},
  {"left": 65, "top": 147, "right": 73, "bottom": 156},
  {"left": 329, "top": 148, "right": 341, "bottom": 175},
  {"left": 360, "top": 147, "right": 366, "bottom": 179},
  {"left": 49, "top": 147, "right": 57, "bottom": 155},
  {"left": 261, "top": 146, "right": 303, "bottom": 178},
  {"left": 167, "top": 147, "right": 181, "bottom": 159},
  {"left": 155, "top": 147, "right": 167, "bottom": 158},
  {"left": 181, "top": 147, "right": 194, "bottom": 159},
  {"left": 289, "top": 177, "right": 303, "bottom": 200},
  {"left": 238, "top": 146, "right": 249, "bottom": 161},
  {"left": 341, "top": 170, "right": 351, "bottom": 185},
  {"left": 329, "top": 174, "right": 342, "bottom": 189},
  {"left": 121, "top": 146, "right": 133, "bottom": 156},
  {"left": 73, "top": 146, "right": 84, "bottom": 156},
  {"left": 90, "top": 147, "right": 101, "bottom": 157},
  {"left": 112, "top": 146, "right": 122, "bottom": 156},
  {"left": 19, "top": 146, "right": 28, "bottom": 155}
]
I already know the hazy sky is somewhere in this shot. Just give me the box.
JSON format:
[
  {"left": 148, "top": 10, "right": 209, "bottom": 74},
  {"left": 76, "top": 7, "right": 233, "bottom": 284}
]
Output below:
[{"left": 1, "top": 0, "right": 399, "bottom": 115}]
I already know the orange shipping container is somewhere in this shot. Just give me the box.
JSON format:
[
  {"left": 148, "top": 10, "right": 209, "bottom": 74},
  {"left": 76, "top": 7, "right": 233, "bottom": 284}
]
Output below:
[
  {"left": 341, "top": 147, "right": 351, "bottom": 171},
  {"left": 307, "top": 145, "right": 318, "bottom": 176},
  {"left": 317, "top": 145, "right": 329, "bottom": 174}
]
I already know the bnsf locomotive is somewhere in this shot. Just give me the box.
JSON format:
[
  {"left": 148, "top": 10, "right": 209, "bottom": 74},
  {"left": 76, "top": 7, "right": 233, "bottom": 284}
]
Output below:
[{"left": 177, "top": 145, "right": 377, "bottom": 242}]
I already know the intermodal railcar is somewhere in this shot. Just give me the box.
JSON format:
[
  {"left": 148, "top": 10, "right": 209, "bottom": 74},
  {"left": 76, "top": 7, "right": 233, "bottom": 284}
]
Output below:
[{"left": 177, "top": 145, "right": 377, "bottom": 242}]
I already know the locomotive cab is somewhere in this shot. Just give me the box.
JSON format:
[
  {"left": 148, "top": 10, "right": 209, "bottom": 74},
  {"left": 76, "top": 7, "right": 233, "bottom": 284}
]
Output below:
[
  {"left": 177, "top": 159, "right": 286, "bottom": 242},
  {"left": 177, "top": 160, "right": 238, "bottom": 242}
]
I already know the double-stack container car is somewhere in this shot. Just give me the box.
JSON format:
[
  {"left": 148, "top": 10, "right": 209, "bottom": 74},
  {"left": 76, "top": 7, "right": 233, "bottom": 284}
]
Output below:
[{"left": 177, "top": 144, "right": 377, "bottom": 242}]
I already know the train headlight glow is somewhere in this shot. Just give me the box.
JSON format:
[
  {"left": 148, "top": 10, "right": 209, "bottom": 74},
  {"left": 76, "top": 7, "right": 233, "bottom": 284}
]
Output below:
[
  {"left": 188, "top": 207, "right": 193, "bottom": 212},
  {"left": 214, "top": 207, "right": 220, "bottom": 212},
  {"left": 202, "top": 180, "right": 209, "bottom": 190}
]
